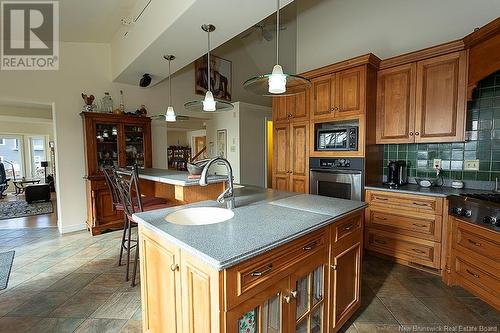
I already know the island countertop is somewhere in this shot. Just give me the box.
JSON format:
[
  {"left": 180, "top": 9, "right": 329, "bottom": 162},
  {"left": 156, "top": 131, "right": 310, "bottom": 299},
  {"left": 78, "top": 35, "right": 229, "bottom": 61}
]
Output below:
[
  {"left": 133, "top": 186, "right": 366, "bottom": 270},
  {"left": 137, "top": 168, "right": 227, "bottom": 186}
]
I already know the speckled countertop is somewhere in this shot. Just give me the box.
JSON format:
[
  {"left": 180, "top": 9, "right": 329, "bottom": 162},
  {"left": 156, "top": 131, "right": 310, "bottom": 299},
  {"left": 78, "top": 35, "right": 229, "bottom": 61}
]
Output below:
[
  {"left": 137, "top": 168, "right": 227, "bottom": 186},
  {"left": 365, "top": 184, "right": 495, "bottom": 198},
  {"left": 133, "top": 186, "right": 366, "bottom": 270}
]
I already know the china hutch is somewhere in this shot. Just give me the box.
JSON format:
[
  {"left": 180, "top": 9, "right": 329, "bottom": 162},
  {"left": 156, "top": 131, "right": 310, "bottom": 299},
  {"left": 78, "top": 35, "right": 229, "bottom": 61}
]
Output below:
[{"left": 81, "top": 112, "right": 152, "bottom": 235}]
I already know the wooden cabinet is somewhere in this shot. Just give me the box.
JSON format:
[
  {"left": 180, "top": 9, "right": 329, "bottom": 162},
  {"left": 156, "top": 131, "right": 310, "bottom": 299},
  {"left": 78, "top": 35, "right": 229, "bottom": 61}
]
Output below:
[
  {"left": 273, "top": 88, "right": 309, "bottom": 124},
  {"left": 272, "top": 120, "right": 309, "bottom": 193},
  {"left": 329, "top": 212, "right": 363, "bottom": 332},
  {"left": 139, "top": 211, "right": 365, "bottom": 333},
  {"left": 376, "top": 51, "right": 467, "bottom": 144},
  {"left": 311, "top": 66, "right": 365, "bottom": 121},
  {"left": 450, "top": 218, "right": 500, "bottom": 310},
  {"left": 82, "top": 112, "right": 152, "bottom": 235},
  {"left": 376, "top": 63, "right": 416, "bottom": 143},
  {"left": 415, "top": 52, "right": 467, "bottom": 142},
  {"left": 365, "top": 189, "right": 444, "bottom": 272}
]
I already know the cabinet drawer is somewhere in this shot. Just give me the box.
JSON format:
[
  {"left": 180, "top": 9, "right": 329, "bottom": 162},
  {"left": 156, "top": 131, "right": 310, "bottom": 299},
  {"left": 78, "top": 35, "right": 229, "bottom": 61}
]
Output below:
[
  {"left": 366, "top": 208, "right": 441, "bottom": 242},
  {"left": 225, "top": 228, "right": 328, "bottom": 310},
  {"left": 366, "top": 229, "right": 440, "bottom": 268},
  {"left": 453, "top": 221, "right": 500, "bottom": 270},
  {"left": 332, "top": 212, "right": 362, "bottom": 245},
  {"left": 454, "top": 256, "right": 500, "bottom": 301},
  {"left": 366, "top": 190, "right": 443, "bottom": 215}
]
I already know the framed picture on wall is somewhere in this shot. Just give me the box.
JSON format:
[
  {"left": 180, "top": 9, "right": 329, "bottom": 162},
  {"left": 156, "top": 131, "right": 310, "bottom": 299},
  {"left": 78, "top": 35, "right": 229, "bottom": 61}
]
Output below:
[
  {"left": 216, "top": 129, "right": 227, "bottom": 158},
  {"left": 195, "top": 54, "right": 232, "bottom": 101}
]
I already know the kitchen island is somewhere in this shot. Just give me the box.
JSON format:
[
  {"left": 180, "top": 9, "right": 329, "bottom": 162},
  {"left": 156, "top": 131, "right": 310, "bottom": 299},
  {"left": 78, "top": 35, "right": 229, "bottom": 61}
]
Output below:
[
  {"left": 134, "top": 186, "right": 366, "bottom": 333},
  {"left": 137, "top": 168, "right": 227, "bottom": 206}
]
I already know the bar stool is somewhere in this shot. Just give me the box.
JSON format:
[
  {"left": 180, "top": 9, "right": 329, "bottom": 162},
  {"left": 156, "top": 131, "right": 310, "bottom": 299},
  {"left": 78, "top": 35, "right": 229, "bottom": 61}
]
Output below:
[
  {"left": 102, "top": 166, "right": 167, "bottom": 270},
  {"left": 115, "top": 165, "right": 170, "bottom": 286}
]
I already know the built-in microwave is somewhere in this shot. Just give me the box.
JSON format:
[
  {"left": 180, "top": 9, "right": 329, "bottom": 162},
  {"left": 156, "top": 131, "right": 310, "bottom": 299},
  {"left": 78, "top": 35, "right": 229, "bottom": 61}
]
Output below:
[{"left": 316, "top": 127, "right": 358, "bottom": 151}]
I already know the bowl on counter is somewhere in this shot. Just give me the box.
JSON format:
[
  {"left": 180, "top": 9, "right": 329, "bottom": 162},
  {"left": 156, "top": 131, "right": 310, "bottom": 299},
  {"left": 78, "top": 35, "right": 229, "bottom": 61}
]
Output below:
[{"left": 186, "top": 159, "right": 210, "bottom": 175}]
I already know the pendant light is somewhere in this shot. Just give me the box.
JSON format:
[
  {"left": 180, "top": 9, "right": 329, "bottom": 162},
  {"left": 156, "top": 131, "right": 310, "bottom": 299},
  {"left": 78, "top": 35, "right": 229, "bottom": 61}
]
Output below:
[
  {"left": 164, "top": 54, "right": 176, "bottom": 122},
  {"left": 243, "top": 0, "right": 310, "bottom": 96},
  {"left": 184, "top": 24, "right": 234, "bottom": 112}
]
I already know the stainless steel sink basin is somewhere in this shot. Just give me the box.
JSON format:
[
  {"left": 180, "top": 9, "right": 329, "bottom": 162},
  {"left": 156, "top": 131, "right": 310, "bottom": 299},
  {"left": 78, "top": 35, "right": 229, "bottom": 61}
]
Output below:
[{"left": 165, "top": 207, "right": 234, "bottom": 226}]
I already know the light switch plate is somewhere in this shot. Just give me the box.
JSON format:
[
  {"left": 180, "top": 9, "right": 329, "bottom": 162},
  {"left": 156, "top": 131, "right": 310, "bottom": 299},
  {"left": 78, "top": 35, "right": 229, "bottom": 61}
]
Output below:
[
  {"left": 433, "top": 159, "right": 442, "bottom": 170},
  {"left": 464, "top": 159, "right": 480, "bottom": 171}
]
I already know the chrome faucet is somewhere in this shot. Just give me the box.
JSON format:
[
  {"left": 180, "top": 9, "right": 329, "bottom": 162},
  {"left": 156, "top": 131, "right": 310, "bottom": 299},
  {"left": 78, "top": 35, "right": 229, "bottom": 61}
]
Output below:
[{"left": 199, "top": 157, "right": 235, "bottom": 209}]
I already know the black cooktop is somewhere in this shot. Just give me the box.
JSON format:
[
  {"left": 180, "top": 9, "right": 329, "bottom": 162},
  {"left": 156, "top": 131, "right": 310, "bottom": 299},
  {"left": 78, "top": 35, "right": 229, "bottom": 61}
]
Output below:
[{"left": 459, "top": 192, "right": 500, "bottom": 204}]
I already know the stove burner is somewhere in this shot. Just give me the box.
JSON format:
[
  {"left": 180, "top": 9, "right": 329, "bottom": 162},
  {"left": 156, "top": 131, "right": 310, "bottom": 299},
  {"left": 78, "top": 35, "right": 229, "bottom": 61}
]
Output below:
[{"left": 459, "top": 193, "right": 500, "bottom": 204}]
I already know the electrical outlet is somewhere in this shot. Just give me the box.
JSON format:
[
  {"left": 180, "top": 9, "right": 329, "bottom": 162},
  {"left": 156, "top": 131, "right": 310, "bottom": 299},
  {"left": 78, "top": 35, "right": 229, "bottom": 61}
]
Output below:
[
  {"left": 464, "top": 159, "right": 480, "bottom": 171},
  {"left": 433, "top": 159, "right": 442, "bottom": 170}
]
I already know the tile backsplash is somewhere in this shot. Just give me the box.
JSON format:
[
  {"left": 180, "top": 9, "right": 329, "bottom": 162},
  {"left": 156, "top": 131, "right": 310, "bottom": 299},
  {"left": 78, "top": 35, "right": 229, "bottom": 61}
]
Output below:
[{"left": 383, "top": 70, "right": 500, "bottom": 183}]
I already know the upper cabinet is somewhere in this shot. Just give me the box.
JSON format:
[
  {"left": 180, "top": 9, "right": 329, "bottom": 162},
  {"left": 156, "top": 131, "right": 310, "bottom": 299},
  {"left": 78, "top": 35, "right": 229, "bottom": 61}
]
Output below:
[
  {"left": 311, "top": 65, "right": 365, "bottom": 121},
  {"left": 273, "top": 88, "right": 309, "bottom": 124},
  {"left": 415, "top": 52, "right": 467, "bottom": 142},
  {"left": 376, "top": 51, "right": 467, "bottom": 144},
  {"left": 376, "top": 63, "right": 416, "bottom": 144}
]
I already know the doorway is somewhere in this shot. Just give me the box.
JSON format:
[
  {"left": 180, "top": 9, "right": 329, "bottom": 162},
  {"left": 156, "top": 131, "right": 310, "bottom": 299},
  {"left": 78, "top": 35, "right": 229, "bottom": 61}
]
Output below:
[
  {"left": 193, "top": 135, "right": 207, "bottom": 160},
  {"left": 266, "top": 119, "right": 273, "bottom": 188}
]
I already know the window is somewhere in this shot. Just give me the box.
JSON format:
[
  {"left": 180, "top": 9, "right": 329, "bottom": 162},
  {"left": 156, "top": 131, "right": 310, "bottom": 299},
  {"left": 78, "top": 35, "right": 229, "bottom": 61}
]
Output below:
[
  {"left": 32, "top": 139, "right": 44, "bottom": 150},
  {"left": 12, "top": 139, "right": 19, "bottom": 151},
  {"left": 0, "top": 139, "right": 4, "bottom": 145}
]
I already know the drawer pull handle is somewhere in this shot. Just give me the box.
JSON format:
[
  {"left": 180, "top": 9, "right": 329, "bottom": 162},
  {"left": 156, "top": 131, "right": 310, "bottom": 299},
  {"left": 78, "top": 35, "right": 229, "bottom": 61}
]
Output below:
[
  {"left": 412, "top": 202, "right": 428, "bottom": 207},
  {"left": 466, "top": 269, "right": 480, "bottom": 279},
  {"left": 376, "top": 197, "right": 388, "bottom": 201},
  {"left": 374, "top": 239, "right": 387, "bottom": 245},
  {"left": 250, "top": 264, "right": 273, "bottom": 277},
  {"left": 412, "top": 223, "right": 427, "bottom": 228},
  {"left": 376, "top": 216, "right": 387, "bottom": 221},
  {"left": 343, "top": 223, "right": 354, "bottom": 231},
  {"left": 303, "top": 241, "right": 318, "bottom": 251},
  {"left": 467, "top": 239, "right": 482, "bottom": 247},
  {"left": 411, "top": 248, "right": 426, "bottom": 254}
]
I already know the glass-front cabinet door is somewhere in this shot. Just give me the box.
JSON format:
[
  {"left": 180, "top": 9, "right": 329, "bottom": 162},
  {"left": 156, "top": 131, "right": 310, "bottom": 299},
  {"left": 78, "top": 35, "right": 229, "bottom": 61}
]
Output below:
[
  {"left": 227, "top": 278, "right": 289, "bottom": 333},
  {"left": 123, "top": 125, "right": 145, "bottom": 168},
  {"left": 289, "top": 253, "right": 328, "bottom": 333},
  {"left": 95, "top": 122, "right": 119, "bottom": 169}
]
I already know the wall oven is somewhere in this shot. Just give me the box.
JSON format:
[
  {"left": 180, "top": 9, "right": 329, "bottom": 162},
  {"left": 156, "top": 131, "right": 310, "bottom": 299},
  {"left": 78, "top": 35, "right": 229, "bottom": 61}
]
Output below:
[{"left": 309, "top": 157, "right": 364, "bottom": 201}]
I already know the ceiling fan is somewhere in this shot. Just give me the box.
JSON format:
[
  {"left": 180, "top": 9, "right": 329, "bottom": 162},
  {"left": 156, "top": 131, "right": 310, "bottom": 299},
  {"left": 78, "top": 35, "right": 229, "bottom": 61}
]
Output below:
[{"left": 241, "top": 23, "right": 287, "bottom": 41}]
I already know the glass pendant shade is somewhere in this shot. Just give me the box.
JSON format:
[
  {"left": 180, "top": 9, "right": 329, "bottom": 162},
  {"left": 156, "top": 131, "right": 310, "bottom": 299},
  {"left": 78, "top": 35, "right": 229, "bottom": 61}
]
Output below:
[
  {"left": 184, "top": 24, "right": 234, "bottom": 113},
  {"left": 243, "top": 0, "right": 310, "bottom": 96},
  {"left": 165, "top": 106, "right": 176, "bottom": 122},
  {"left": 164, "top": 54, "right": 177, "bottom": 122}
]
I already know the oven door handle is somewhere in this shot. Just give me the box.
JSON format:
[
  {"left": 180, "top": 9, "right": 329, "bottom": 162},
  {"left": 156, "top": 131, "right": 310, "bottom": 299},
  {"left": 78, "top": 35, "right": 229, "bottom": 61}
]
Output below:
[{"left": 309, "top": 169, "right": 362, "bottom": 175}]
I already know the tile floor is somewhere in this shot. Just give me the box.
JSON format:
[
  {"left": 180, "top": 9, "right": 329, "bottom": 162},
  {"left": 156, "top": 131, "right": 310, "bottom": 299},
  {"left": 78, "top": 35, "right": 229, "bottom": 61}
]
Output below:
[{"left": 0, "top": 227, "right": 498, "bottom": 333}]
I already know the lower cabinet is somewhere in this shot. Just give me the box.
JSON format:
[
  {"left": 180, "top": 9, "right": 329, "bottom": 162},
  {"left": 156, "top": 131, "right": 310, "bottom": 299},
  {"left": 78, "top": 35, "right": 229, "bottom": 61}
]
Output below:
[
  {"left": 139, "top": 210, "right": 364, "bottom": 333},
  {"left": 450, "top": 218, "right": 500, "bottom": 310}
]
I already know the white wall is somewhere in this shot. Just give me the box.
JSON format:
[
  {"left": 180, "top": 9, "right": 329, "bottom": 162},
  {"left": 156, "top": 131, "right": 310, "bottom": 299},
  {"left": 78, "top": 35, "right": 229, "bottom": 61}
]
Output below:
[
  {"left": 205, "top": 107, "right": 241, "bottom": 182},
  {"left": 239, "top": 103, "right": 272, "bottom": 187},
  {"left": 296, "top": 0, "right": 500, "bottom": 72},
  {"left": 167, "top": 130, "right": 189, "bottom": 147}
]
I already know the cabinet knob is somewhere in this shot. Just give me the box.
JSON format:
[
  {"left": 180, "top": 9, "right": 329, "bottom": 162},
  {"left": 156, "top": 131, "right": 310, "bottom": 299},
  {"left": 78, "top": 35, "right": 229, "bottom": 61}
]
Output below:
[
  {"left": 330, "top": 264, "right": 337, "bottom": 270},
  {"left": 415, "top": 132, "right": 420, "bottom": 136},
  {"left": 170, "top": 264, "right": 179, "bottom": 271},
  {"left": 409, "top": 132, "right": 414, "bottom": 136}
]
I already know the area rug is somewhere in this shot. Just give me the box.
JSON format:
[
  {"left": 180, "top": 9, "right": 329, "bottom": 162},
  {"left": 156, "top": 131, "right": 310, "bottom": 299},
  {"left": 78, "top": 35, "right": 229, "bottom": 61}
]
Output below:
[
  {"left": 0, "top": 251, "right": 15, "bottom": 290},
  {"left": 0, "top": 201, "right": 53, "bottom": 220}
]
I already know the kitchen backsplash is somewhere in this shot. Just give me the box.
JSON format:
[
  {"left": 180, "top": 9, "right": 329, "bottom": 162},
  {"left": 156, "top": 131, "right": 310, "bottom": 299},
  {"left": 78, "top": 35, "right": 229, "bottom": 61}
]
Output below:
[{"left": 383, "top": 70, "right": 500, "bottom": 183}]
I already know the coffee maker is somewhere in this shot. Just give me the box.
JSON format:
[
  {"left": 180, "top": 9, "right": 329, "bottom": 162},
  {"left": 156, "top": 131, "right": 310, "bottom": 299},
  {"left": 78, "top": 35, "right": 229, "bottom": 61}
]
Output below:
[{"left": 385, "top": 160, "right": 408, "bottom": 187}]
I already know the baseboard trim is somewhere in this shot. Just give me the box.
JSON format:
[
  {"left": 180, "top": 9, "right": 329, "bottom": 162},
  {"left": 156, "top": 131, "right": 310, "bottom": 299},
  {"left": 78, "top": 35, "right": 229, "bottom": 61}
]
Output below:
[{"left": 59, "top": 223, "right": 87, "bottom": 234}]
